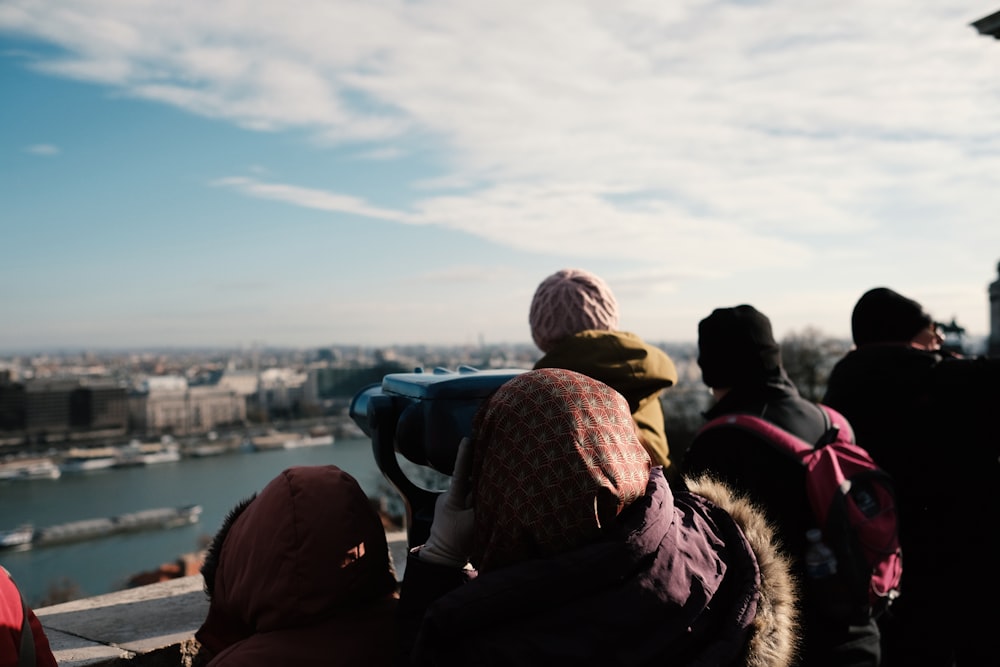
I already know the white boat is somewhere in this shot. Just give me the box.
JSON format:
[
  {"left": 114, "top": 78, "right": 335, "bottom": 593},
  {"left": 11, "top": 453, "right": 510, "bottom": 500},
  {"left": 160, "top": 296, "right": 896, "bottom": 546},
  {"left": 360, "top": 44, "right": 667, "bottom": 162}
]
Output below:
[
  {"left": 140, "top": 444, "right": 181, "bottom": 465},
  {"left": 59, "top": 447, "right": 118, "bottom": 473},
  {"left": 114, "top": 441, "right": 181, "bottom": 467},
  {"left": 0, "top": 524, "right": 34, "bottom": 550},
  {"left": 186, "top": 442, "right": 228, "bottom": 457},
  {"left": 0, "top": 459, "right": 62, "bottom": 481},
  {"left": 61, "top": 456, "right": 116, "bottom": 473},
  {"left": 249, "top": 432, "right": 297, "bottom": 451},
  {"left": 283, "top": 434, "right": 335, "bottom": 449}
]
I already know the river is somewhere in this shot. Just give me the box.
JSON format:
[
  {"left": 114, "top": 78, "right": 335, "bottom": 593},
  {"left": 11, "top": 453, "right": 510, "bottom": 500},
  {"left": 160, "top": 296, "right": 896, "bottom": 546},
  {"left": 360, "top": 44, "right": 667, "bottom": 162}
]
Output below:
[{"left": 0, "top": 438, "right": 388, "bottom": 607}]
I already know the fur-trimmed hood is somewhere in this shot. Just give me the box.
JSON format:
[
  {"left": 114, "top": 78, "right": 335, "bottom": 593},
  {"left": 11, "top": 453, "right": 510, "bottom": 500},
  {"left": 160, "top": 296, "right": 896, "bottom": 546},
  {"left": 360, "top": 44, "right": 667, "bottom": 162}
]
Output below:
[{"left": 686, "top": 475, "right": 799, "bottom": 667}]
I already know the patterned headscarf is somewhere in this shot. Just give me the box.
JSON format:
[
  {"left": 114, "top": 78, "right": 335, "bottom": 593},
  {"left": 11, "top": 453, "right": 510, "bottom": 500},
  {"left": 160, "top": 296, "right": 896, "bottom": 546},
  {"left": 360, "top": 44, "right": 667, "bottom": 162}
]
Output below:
[{"left": 470, "top": 368, "right": 651, "bottom": 573}]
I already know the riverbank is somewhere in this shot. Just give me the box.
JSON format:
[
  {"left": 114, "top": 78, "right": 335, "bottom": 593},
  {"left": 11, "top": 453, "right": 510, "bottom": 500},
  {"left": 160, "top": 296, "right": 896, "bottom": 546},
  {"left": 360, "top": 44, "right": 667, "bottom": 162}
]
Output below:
[{"left": 0, "top": 421, "right": 347, "bottom": 482}]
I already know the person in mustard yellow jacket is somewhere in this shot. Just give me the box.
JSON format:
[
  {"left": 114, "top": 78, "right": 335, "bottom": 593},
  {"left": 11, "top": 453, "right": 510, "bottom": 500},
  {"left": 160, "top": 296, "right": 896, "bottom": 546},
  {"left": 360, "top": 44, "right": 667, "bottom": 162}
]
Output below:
[{"left": 529, "top": 268, "right": 679, "bottom": 481}]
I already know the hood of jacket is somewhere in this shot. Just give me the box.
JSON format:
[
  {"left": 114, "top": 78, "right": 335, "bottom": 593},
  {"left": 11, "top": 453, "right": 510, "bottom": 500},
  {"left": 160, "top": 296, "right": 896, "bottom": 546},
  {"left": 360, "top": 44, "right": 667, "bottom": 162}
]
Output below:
[
  {"left": 533, "top": 330, "right": 677, "bottom": 404},
  {"left": 195, "top": 465, "right": 398, "bottom": 662}
]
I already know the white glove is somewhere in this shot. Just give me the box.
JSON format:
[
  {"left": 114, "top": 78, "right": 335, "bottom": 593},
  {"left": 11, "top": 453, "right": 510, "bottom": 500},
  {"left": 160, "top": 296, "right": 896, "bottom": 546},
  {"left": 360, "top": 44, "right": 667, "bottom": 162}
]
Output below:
[{"left": 417, "top": 437, "right": 475, "bottom": 567}]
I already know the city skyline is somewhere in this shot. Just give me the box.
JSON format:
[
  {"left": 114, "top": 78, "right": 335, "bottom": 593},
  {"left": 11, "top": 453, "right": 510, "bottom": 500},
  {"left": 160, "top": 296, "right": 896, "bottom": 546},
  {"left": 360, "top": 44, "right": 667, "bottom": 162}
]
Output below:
[{"left": 2, "top": 2, "right": 999, "bottom": 353}]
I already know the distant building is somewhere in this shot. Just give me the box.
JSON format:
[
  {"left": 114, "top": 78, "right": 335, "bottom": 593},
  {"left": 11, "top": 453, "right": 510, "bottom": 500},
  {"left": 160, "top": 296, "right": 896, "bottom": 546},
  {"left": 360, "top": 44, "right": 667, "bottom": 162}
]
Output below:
[
  {"left": 25, "top": 379, "right": 77, "bottom": 434},
  {"left": 989, "top": 260, "right": 1000, "bottom": 358},
  {"left": 217, "top": 369, "right": 258, "bottom": 397},
  {"left": 141, "top": 375, "right": 188, "bottom": 393},
  {"left": 258, "top": 367, "right": 307, "bottom": 413},
  {"left": 0, "top": 382, "right": 25, "bottom": 432},
  {"left": 11, "top": 379, "right": 129, "bottom": 443},
  {"left": 937, "top": 318, "right": 967, "bottom": 358},
  {"left": 73, "top": 381, "right": 129, "bottom": 433},
  {"left": 129, "top": 385, "right": 246, "bottom": 437},
  {"left": 303, "top": 361, "right": 411, "bottom": 406}
]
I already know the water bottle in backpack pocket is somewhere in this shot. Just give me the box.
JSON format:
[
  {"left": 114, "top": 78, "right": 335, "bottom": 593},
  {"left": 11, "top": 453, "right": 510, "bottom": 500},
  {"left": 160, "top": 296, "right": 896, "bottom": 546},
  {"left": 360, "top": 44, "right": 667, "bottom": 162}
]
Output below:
[{"left": 803, "top": 528, "right": 854, "bottom": 621}]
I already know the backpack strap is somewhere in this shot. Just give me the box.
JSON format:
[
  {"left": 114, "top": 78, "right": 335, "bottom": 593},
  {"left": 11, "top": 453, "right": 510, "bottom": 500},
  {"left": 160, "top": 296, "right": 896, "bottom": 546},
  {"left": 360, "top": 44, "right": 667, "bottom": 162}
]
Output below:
[
  {"left": 700, "top": 412, "right": 815, "bottom": 462},
  {"left": 19, "top": 593, "right": 35, "bottom": 667},
  {"left": 817, "top": 405, "right": 855, "bottom": 443},
  {"left": 699, "top": 404, "right": 849, "bottom": 463}
]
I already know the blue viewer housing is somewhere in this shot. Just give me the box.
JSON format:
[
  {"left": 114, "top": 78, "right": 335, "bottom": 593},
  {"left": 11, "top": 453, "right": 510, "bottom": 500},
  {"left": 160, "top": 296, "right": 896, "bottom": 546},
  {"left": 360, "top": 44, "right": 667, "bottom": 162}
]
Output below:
[{"left": 350, "top": 366, "right": 526, "bottom": 549}]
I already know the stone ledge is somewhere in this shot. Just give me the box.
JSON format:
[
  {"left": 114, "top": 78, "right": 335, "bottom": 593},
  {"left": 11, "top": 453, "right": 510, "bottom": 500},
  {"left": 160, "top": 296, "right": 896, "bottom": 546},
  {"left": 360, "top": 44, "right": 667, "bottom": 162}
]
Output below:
[
  {"left": 36, "top": 576, "right": 208, "bottom": 667},
  {"left": 34, "top": 530, "right": 410, "bottom": 666}
]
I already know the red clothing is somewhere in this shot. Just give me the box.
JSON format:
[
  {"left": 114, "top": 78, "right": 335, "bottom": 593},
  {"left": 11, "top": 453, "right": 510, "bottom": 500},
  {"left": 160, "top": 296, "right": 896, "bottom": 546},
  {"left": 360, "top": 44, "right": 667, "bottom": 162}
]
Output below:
[
  {"left": 1, "top": 568, "right": 57, "bottom": 667},
  {"left": 195, "top": 465, "right": 399, "bottom": 667}
]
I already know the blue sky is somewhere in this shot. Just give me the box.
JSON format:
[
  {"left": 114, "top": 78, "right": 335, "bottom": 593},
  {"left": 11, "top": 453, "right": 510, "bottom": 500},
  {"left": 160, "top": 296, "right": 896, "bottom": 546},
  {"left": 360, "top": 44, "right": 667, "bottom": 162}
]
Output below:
[{"left": 2, "top": 1, "right": 999, "bottom": 352}]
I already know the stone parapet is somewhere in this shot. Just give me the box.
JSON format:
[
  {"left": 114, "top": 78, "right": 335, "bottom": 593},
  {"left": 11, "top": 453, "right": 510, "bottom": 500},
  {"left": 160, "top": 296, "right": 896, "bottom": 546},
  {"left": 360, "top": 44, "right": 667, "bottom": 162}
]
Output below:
[
  {"left": 36, "top": 576, "right": 207, "bottom": 667},
  {"left": 35, "top": 530, "right": 409, "bottom": 666}
]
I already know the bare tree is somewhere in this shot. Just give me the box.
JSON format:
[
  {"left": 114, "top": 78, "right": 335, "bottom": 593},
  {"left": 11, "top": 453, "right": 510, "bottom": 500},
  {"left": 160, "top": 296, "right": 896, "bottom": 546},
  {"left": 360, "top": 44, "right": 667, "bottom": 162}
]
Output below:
[
  {"left": 662, "top": 383, "right": 713, "bottom": 467},
  {"left": 780, "top": 327, "right": 850, "bottom": 402}
]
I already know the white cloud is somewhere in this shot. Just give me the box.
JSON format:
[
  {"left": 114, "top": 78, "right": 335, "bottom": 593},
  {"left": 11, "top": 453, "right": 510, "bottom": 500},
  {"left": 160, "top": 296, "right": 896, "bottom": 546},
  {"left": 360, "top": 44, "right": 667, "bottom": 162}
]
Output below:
[
  {"left": 357, "top": 146, "right": 405, "bottom": 161},
  {"left": 213, "top": 174, "right": 813, "bottom": 272},
  {"left": 24, "top": 143, "right": 59, "bottom": 155},
  {"left": 3, "top": 0, "right": 999, "bottom": 340},
  {"left": 212, "top": 176, "right": 412, "bottom": 223}
]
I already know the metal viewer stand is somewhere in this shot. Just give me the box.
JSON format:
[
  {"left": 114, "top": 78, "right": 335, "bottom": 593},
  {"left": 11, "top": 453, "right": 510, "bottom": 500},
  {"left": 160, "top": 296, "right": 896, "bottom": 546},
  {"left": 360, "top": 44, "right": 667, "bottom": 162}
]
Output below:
[{"left": 350, "top": 366, "right": 526, "bottom": 550}]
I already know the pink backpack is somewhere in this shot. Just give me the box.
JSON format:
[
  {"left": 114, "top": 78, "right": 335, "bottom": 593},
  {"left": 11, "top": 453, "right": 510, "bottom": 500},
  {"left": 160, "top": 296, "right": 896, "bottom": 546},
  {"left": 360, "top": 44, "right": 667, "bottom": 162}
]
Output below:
[{"left": 699, "top": 405, "right": 902, "bottom": 619}]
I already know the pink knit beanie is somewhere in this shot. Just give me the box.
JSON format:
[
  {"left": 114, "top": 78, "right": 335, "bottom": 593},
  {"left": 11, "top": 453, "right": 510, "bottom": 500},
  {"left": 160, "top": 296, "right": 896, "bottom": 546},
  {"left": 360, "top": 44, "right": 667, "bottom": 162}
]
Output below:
[{"left": 529, "top": 269, "right": 620, "bottom": 353}]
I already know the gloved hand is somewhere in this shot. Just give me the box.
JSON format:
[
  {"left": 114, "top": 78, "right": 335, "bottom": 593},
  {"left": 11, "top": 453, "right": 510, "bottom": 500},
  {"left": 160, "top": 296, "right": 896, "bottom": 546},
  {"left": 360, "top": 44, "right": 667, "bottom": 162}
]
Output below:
[{"left": 417, "top": 436, "right": 475, "bottom": 567}]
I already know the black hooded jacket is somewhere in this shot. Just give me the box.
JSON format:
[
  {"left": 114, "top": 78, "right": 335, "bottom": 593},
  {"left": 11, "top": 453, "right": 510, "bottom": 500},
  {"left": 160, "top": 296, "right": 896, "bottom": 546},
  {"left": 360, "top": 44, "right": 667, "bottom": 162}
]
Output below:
[
  {"left": 823, "top": 345, "right": 1000, "bottom": 556},
  {"left": 822, "top": 344, "right": 1000, "bottom": 666},
  {"left": 683, "top": 370, "right": 827, "bottom": 571}
]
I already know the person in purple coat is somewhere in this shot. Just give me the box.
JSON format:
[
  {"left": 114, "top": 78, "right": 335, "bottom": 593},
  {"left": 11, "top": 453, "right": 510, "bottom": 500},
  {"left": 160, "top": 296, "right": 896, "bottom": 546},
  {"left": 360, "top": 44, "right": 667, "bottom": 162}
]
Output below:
[{"left": 398, "top": 368, "right": 798, "bottom": 667}]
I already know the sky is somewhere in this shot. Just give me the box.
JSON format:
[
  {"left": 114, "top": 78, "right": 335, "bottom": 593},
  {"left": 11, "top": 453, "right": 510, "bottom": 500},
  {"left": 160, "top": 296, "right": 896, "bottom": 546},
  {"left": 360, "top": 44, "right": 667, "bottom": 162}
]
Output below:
[{"left": 2, "top": 1, "right": 999, "bottom": 352}]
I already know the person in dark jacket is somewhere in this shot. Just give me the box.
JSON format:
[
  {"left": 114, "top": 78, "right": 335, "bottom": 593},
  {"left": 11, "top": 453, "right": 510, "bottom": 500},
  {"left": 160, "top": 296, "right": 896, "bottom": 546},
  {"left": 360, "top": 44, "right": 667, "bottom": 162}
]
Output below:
[
  {"left": 823, "top": 287, "right": 1000, "bottom": 667},
  {"left": 681, "top": 305, "right": 881, "bottom": 667},
  {"left": 194, "top": 465, "right": 399, "bottom": 667},
  {"left": 1, "top": 566, "right": 57, "bottom": 667},
  {"left": 529, "top": 268, "right": 679, "bottom": 479},
  {"left": 398, "top": 368, "right": 798, "bottom": 667}
]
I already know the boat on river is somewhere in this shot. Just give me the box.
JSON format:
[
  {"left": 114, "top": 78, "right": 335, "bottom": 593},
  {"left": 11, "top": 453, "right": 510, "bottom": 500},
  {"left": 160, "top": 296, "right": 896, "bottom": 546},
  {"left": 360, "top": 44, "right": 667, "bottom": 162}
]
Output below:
[
  {"left": 113, "top": 441, "right": 181, "bottom": 467},
  {"left": 2, "top": 504, "right": 203, "bottom": 550},
  {"left": 0, "top": 524, "right": 34, "bottom": 550},
  {"left": 282, "top": 433, "right": 335, "bottom": 448},
  {"left": 59, "top": 447, "right": 118, "bottom": 473},
  {"left": 0, "top": 458, "right": 61, "bottom": 481},
  {"left": 250, "top": 427, "right": 335, "bottom": 451}
]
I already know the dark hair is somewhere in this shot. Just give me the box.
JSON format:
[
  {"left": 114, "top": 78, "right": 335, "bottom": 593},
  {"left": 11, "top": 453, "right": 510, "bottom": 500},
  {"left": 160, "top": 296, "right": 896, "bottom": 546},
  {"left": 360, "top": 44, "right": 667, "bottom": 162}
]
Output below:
[{"left": 201, "top": 493, "right": 256, "bottom": 598}]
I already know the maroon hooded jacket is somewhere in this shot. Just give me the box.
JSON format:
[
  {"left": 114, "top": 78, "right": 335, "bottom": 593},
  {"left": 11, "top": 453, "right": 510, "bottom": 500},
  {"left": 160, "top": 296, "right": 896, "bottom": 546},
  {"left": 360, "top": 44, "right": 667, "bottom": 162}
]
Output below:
[{"left": 195, "top": 465, "right": 399, "bottom": 666}]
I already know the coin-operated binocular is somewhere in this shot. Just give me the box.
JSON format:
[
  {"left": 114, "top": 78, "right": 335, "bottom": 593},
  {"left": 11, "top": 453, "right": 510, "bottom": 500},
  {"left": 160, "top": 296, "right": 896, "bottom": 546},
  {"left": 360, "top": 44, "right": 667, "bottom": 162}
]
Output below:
[{"left": 350, "top": 366, "right": 526, "bottom": 549}]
